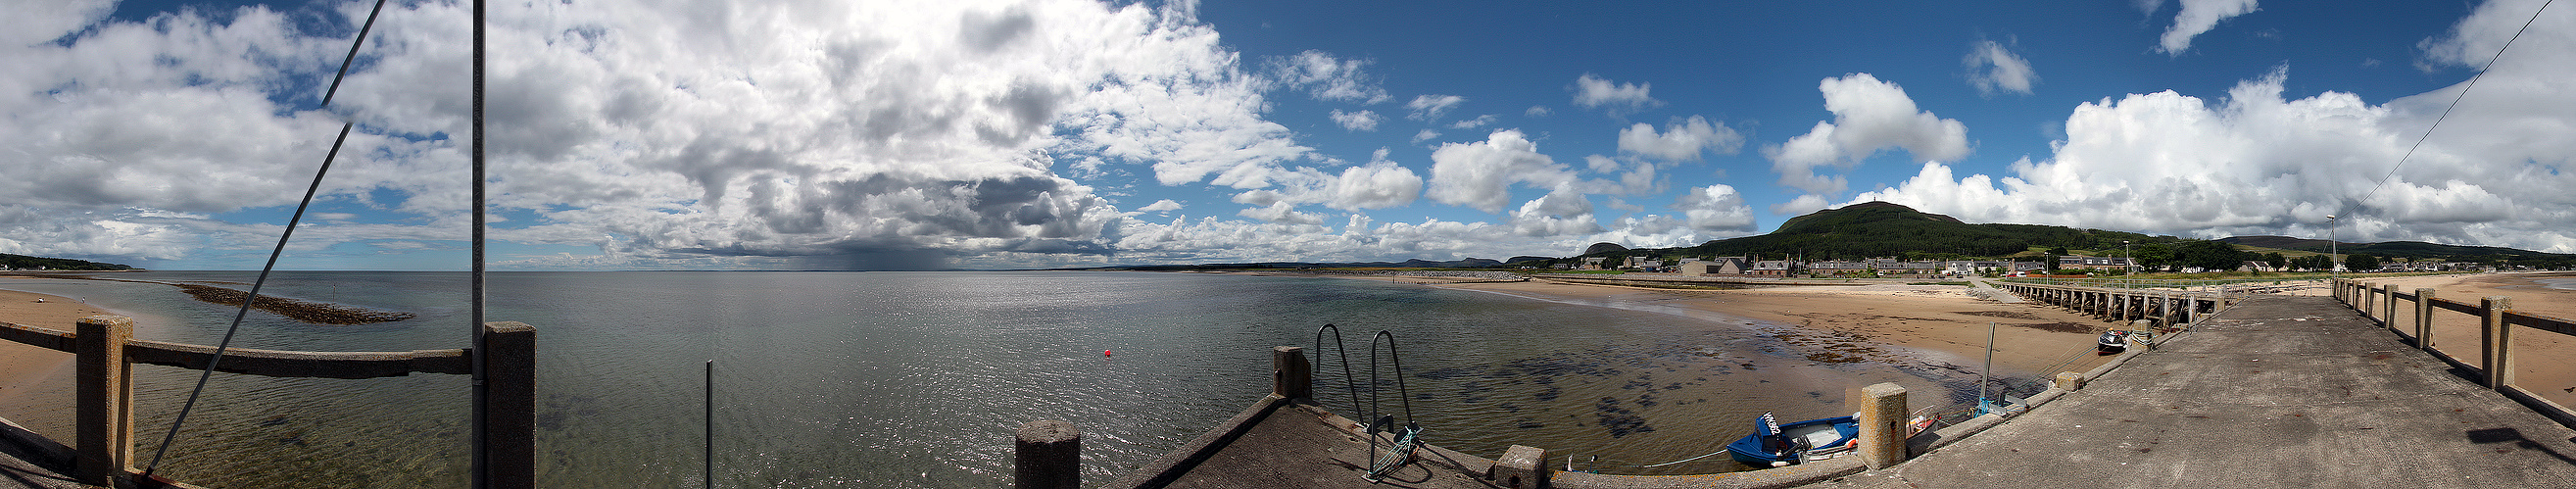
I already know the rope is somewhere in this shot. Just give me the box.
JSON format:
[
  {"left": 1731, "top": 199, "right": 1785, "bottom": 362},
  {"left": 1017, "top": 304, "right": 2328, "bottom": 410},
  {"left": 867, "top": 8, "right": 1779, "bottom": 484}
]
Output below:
[
  {"left": 141, "top": 0, "right": 391, "bottom": 478},
  {"left": 1364, "top": 330, "right": 1418, "bottom": 481},
  {"left": 1631, "top": 448, "right": 1732, "bottom": 468}
]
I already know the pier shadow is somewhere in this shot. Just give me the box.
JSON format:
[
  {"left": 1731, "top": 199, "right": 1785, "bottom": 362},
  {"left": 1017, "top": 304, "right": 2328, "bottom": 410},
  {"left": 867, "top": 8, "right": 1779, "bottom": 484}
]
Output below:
[
  {"left": 2465, "top": 427, "right": 2576, "bottom": 466},
  {"left": 0, "top": 436, "right": 77, "bottom": 489}
]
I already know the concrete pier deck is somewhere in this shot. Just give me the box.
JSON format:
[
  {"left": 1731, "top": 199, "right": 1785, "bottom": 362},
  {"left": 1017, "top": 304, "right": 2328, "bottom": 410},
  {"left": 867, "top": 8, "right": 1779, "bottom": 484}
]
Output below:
[
  {"left": 1816, "top": 295, "right": 2576, "bottom": 488},
  {"left": 0, "top": 419, "right": 80, "bottom": 489},
  {"left": 1110, "top": 395, "right": 1511, "bottom": 488}
]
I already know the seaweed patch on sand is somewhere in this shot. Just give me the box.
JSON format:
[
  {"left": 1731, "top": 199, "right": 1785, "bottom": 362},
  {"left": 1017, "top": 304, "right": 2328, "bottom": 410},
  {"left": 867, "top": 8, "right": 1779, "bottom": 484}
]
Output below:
[
  {"left": 171, "top": 282, "right": 417, "bottom": 324},
  {"left": 5, "top": 272, "right": 419, "bottom": 324}
]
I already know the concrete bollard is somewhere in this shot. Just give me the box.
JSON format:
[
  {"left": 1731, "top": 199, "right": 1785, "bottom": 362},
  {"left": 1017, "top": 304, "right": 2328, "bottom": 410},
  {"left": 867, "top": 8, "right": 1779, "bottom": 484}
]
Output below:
[
  {"left": 1491, "top": 445, "right": 1548, "bottom": 489},
  {"left": 2483, "top": 296, "right": 2513, "bottom": 390},
  {"left": 1014, "top": 420, "right": 1081, "bottom": 489},
  {"left": 2415, "top": 288, "right": 2437, "bottom": 349},
  {"left": 74, "top": 315, "right": 131, "bottom": 487},
  {"left": 480, "top": 321, "right": 538, "bottom": 489},
  {"left": 1858, "top": 382, "right": 1908, "bottom": 469},
  {"left": 1273, "top": 346, "right": 1311, "bottom": 400},
  {"left": 2384, "top": 285, "right": 2401, "bottom": 331},
  {"left": 2053, "top": 371, "right": 2085, "bottom": 392}
]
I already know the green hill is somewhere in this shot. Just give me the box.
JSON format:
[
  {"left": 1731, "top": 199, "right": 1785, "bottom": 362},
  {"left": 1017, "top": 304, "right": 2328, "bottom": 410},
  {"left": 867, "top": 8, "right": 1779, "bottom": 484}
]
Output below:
[
  {"left": 1665, "top": 201, "right": 2162, "bottom": 260},
  {"left": 2217, "top": 236, "right": 2571, "bottom": 261},
  {"left": 1531, "top": 202, "right": 2573, "bottom": 270}
]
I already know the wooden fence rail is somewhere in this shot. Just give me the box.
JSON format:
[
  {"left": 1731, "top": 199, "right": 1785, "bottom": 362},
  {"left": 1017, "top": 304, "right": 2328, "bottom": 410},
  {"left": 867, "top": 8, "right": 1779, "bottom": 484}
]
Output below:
[
  {"left": 0, "top": 316, "right": 531, "bottom": 488},
  {"left": 2334, "top": 278, "right": 2576, "bottom": 427}
]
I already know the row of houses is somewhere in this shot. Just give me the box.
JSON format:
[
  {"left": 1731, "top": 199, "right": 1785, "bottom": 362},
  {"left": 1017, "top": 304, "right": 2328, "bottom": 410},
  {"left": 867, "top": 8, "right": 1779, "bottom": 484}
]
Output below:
[
  {"left": 1571, "top": 256, "right": 2064, "bottom": 278},
  {"left": 1565, "top": 254, "right": 2514, "bottom": 276}
]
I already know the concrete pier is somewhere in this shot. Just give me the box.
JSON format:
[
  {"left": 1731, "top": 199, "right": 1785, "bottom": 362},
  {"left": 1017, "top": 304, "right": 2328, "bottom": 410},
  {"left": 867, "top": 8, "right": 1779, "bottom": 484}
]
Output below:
[
  {"left": 1813, "top": 295, "right": 2576, "bottom": 488},
  {"left": 1992, "top": 281, "right": 2233, "bottom": 327}
]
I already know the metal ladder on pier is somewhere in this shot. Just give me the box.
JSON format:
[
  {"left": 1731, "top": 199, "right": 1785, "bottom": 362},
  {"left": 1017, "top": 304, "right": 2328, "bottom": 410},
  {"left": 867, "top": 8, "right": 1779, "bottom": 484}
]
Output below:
[{"left": 1311, "top": 324, "right": 1421, "bottom": 482}]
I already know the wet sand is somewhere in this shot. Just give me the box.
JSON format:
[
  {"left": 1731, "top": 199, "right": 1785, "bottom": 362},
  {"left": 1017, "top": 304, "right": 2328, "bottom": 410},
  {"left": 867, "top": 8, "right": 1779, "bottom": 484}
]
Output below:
[
  {"left": 2348, "top": 272, "right": 2576, "bottom": 411},
  {"left": 1432, "top": 279, "right": 2124, "bottom": 384},
  {"left": 0, "top": 286, "right": 115, "bottom": 442}
]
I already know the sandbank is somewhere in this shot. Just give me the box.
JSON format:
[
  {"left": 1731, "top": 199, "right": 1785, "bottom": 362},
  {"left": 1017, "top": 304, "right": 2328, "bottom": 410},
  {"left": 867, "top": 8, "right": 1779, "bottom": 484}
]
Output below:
[
  {"left": 0, "top": 286, "right": 114, "bottom": 441},
  {"left": 1431, "top": 279, "right": 2124, "bottom": 382},
  {"left": 2347, "top": 272, "right": 2576, "bottom": 410}
]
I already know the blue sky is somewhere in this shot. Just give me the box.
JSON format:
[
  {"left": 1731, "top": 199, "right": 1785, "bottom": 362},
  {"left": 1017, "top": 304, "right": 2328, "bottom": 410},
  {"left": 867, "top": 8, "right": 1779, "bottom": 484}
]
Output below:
[{"left": 4, "top": 0, "right": 2572, "bottom": 270}]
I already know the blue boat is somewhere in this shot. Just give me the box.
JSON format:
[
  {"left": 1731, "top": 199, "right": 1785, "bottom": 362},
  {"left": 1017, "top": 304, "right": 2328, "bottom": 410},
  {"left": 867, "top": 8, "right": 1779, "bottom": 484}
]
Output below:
[{"left": 1724, "top": 412, "right": 1860, "bottom": 467}]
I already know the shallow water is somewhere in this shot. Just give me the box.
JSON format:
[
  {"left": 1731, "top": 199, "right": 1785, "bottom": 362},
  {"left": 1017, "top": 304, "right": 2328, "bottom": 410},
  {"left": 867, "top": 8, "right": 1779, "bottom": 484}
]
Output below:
[{"left": 0, "top": 270, "right": 2043, "bottom": 486}]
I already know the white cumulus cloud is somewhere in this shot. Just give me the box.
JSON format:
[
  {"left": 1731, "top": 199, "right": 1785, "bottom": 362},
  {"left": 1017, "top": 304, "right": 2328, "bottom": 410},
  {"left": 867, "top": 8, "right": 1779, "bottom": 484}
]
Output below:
[
  {"left": 1571, "top": 73, "right": 1662, "bottom": 117},
  {"left": 1263, "top": 50, "right": 1390, "bottom": 104},
  {"left": 1406, "top": 94, "right": 1466, "bottom": 121},
  {"left": 1331, "top": 109, "right": 1383, "bottom": 131},
  {"left": 1506, "top": 188, "right": 1603, "bottom": 237},
  {"left": 1427, "top": 129, "right": 1576, "bottom": 214},
  {"left": 2157, "top": 0, "right": 2260, "bottom": 55},
  {"left": 1618, "top": 116, "right": 1745, "bottom": 162},
  {"left": 1965, "top": 38, "right": 2038, "bottom": 96},
  {"left": 0, "top": 0, "right": 1349, "bottom": 269},
  {"left": 1847, "top": 64, "right": 2576, "bottom": 253},
  {"left": 1765, "top": 73, "right": 1971, "bottom": 195},
  {"left": 1328, "top": 153, "right": 1425, "bottom": 211},
  {"left": 1673, "top": 184, "right": 1756, "bottom": 234},
  {"left": 1138, "top": 199, "right": 1185, "bottom": 212}
]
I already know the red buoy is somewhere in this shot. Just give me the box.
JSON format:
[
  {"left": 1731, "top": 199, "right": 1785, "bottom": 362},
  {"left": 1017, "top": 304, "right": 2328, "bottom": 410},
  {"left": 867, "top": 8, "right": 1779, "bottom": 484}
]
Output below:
[{"left": 1103, "top": 350, "right": 1113, "bottom": 357}]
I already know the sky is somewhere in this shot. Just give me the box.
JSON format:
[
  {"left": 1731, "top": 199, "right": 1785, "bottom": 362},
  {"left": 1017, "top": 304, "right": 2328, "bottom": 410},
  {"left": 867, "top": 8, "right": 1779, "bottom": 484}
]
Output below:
[{"left": 4, "top": 0, "right": 2573, "bottom": 270}]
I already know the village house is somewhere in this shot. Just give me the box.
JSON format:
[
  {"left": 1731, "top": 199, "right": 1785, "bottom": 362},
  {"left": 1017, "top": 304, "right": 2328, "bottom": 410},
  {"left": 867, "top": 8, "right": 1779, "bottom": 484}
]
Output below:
[
  {"left": 2056, "top": 255, "right": 2133, "bottom": 271},
  {"left": 1751, "top": 260, "right": 1800, "bottom": 276}
]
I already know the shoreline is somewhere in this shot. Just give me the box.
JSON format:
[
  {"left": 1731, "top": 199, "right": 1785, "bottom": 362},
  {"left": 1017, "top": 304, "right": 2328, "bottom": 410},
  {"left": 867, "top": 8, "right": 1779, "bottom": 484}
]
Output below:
[
  {"left": 1249, "top": 270, "right": 2129, "bottom": 399},
  {"left": 1441, "top": 278, "right": 2122, "bottom": 378},
  {"left": 0, "top": 286, "right": 118, "bottom": 442}
]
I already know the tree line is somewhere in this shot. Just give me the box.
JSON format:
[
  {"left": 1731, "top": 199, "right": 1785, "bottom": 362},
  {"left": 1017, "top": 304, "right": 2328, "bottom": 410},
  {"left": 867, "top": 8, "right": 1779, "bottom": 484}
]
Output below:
[{"left": 0, "top": 253, "right": 135, "bottom": 271}]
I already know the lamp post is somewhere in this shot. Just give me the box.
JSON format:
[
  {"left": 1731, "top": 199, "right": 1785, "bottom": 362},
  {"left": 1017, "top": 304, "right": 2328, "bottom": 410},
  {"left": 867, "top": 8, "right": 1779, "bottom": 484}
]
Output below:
[
  {"left": 2326, "top": 215, "right": 2339, "bottom": 279},
  {"left": 2122, "top": 240, "right": 2132, "bottom": 289}
]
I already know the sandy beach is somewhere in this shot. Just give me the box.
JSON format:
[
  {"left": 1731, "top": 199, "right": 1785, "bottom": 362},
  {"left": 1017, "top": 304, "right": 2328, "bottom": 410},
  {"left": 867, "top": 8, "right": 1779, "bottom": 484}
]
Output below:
[
  {"left": 1431, "top": 279, "right": 2125, "bottom": 383},
  {"left": 0, "top": 286, "right": 115, "bottom": 442},
  {"left": 2346, "top": 271, "right": 2576, "bottom": 411}
]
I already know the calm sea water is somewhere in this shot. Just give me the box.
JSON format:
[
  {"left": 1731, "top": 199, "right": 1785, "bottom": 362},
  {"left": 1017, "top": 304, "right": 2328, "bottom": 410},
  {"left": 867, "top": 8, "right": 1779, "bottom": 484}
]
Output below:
[
  {"left": 1, "top": 271, "right": 2019, "bottom": 487},
  {"left": 2534, "top": 273, "right": 2576, "bottom": 291}
]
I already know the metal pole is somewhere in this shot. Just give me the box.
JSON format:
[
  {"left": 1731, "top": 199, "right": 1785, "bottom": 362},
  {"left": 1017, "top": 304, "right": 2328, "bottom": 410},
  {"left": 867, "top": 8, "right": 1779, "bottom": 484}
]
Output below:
[
  {"left": 1979, "top": 321, "right": 1995, "bottom": 414},
  {"left": 705, "top": 360, "right": 714, "bottom": 489},
  {"left": 470, "top": 0, "right": 490, "bottom": 485},
  {"left": 2327, "top": 215, "right": 2339, "bottom": 279}
]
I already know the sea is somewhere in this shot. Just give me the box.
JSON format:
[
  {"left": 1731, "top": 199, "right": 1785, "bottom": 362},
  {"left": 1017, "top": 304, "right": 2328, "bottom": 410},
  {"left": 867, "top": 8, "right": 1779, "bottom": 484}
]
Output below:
[
  {"left": 0, "top": 270, "right": 2026, "bottom": 487},
  {"left": 2535, "top": 273, "right": 2576, "bottom": 291}
]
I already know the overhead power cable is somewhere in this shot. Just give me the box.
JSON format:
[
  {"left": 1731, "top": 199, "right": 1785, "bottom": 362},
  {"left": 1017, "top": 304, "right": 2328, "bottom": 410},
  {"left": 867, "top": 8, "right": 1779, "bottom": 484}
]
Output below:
[{"left": 2357, "top": 0, "right": 2554, "bottom": 209}]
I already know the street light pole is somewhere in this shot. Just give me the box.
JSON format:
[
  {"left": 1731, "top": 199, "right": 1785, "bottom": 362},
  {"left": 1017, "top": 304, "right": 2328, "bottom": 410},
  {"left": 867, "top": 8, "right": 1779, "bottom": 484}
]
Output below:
[
  {"left": 2123, "top": 240, "right": 2132, "bottom": 289},
  {"left": 2326, "top": 215, "right": 2339, "bottom": 279}
]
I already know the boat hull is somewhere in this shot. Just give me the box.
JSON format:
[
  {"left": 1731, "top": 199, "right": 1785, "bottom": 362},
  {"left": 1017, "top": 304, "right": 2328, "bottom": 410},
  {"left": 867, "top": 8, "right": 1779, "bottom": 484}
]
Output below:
[{"left": 1724, "top": 416, "right": 1859, "bottom": 466}]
